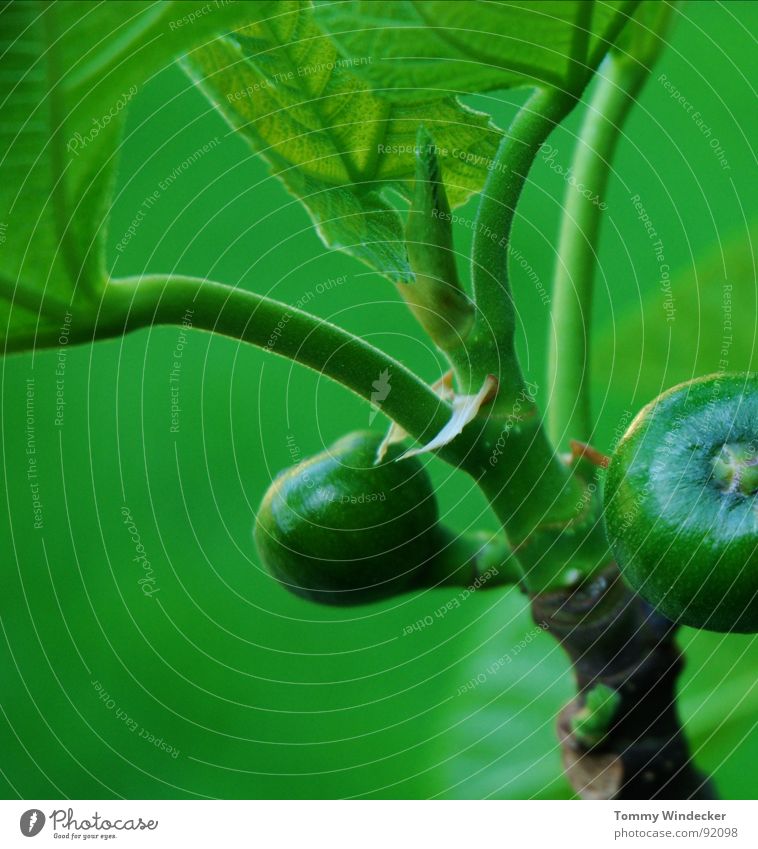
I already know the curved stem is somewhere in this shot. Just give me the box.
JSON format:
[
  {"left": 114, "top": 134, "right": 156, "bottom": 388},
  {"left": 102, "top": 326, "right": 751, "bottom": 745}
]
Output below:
[
  {"left": 121, "top": 275, "right": 457, "bottom": 446},
  {"left": 419, "top": 526, "right": 519, "bottom": 589},
  {"left": 456, "top": 86, "right": 614, "bottom": 593},
  {"left": 466, "top": 86, "right": 577, "bottom": 410},
  {"left": 7, "top": 274, "right": 455, "bottom": 451},
  {"left": 547, "top": 53, "right": 651, "bottom": 449}
]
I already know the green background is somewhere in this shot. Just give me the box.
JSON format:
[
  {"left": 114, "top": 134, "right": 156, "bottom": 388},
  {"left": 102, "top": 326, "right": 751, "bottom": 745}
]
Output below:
[{"left": 2, "top": 0, "right": 757, "bottom": 799}]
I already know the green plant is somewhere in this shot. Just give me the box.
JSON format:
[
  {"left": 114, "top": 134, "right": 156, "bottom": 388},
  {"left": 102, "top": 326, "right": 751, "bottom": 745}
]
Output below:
[
  {"left": 2, "top": 0, "right": 754, "bottom": 801},
  {"left": 570, "top": 683, "right": 621, "bottom": 748},
  {"left": 255, "top": 430, "right": 441, "bottom": 605},
  {"left": 605, "top": 373, "right": 758, "bottom": 633},
  {"left": 256, "top": 430, "right": 515, "bottom": 603}
]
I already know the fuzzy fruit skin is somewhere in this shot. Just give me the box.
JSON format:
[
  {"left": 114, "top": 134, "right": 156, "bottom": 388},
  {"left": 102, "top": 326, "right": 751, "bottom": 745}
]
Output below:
[
  {"left": 254, "top": 431, "right": 439, "bottom": 605},
  {"left": 604, "top": 374, "right": 758, "bottom": 633}
]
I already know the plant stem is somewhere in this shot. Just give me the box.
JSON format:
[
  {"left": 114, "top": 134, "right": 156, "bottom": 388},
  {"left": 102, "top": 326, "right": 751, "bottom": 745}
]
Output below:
[
  {"left": 6, "top": 274, "right": 456, "bottom": 450},
  {"left": 465, "top": 86, "right": 576, "bottom": 410},
  {"left": 476, "top": 426, "right": 611, "bottom": 594},
  {"left": 454, "top": 86, "right": 616, "bottom": 593},
  {"left": 129, "top": 275, "right": 461, "bottom": 445},
  {"left": 547, "top": 52, "right": 651, "bottom": 449},
  {"left": 534, "top": 567, "right": 716, "bottom": 799},
  {"left": 419, "top": 526, "right": 519, "bottom": 589}
]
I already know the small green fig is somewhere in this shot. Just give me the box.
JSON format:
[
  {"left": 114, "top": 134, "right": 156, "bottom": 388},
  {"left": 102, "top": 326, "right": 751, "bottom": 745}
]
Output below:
[
  {"left": 254, "top": 431, "right": 439, "bottom": 605},
  {"left": 604, "top": 373, "right": 758, "bottom": 633}
]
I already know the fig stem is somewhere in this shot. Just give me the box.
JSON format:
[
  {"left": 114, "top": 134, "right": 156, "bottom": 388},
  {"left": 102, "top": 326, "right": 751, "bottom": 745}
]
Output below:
[
  {"left": 467, "top": 86, "right": 577, "bottom": 412},
  {"left": 547, "top": 50, "right": 652, "bottom": 451},
  {"left": 8, "top": 274, "right": 456, "bottom": 454}
]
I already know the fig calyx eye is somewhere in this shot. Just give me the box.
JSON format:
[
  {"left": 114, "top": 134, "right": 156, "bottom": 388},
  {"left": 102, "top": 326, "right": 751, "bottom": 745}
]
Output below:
[{"left": 711, "top": 443, "right": 758, "bottom": 497}]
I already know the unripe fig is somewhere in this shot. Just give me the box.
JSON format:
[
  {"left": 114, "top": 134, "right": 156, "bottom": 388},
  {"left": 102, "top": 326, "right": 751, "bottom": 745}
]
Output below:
[
  {"left": 254, "top": 431, "right": 439, "bottom": 605},
  {"left": 604, "top": 373, "right": 758, "bottom": 633}
]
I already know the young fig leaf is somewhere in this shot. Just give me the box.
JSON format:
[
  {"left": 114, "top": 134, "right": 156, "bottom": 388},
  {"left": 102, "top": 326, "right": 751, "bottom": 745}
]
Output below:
[
  {"left": 570, "top": 684, "right": 620, "bottom": 747},
  {"left": 402, "top": 127, "right": 474, "bottom": 351}
]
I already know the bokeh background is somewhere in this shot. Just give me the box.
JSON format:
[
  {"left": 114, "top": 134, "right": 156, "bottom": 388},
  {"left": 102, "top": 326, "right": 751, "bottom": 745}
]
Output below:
[{"left": 1, "top": 0, "right": 757, "bottom": 799}]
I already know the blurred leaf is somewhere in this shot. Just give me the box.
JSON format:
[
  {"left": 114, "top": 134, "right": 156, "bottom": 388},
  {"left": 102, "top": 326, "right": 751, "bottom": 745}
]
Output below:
[
  {"left": 314, "top": 0, "right": 640, "bottom": 102},
  {"left": 437, "top": 589, "right": 758, "bottom": 799},
  {"left": 678, "top": 628, "right": 758, "bottom": 799},
  {"left": 434, "top": 592, "right": 574, "bottom": 799},
  {"left": 0, "top": 0, "right": 267, "bottom": 349},
  {"left": 184, "top": 1, "right": 502, "bottom": 284},
  {"left": 592, "top": 224, "right": 757, "bottom": 452}
]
